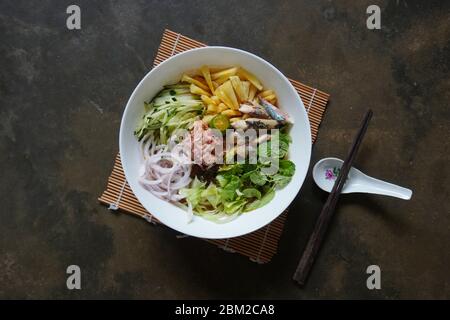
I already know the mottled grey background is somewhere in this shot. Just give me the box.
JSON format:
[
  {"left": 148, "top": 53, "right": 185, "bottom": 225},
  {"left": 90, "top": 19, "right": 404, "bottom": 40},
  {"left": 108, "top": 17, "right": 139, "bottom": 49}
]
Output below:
[{"left": 0, "top": 0, "right": 449, "bottom": 299}]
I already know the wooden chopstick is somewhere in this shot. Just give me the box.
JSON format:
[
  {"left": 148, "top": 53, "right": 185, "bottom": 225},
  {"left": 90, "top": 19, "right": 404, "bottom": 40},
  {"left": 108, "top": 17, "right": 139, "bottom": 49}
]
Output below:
[{"left": 293, "top": 109, "right": 373, "bottom": 286}]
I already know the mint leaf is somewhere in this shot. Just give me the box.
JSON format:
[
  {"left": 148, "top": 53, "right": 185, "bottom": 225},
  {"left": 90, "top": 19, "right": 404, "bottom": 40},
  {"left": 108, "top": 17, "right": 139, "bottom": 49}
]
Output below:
[
  {"left": 279, "top": 160, "right": 295, "bottom": 177},
  {"left": 221, "top": 176, "right": 241, "bottom": 201},
  {"left": 242, "top": 188, "right": 262, "bottom": 199},
  {"left": 245, "top": 189, "right": 275, "bottom": 211},
  {"left": 249, "top": 171, "right": 267, "bottom": 186},
  {"left": 271, "top": 174, "right": 292, "bottom": 189}
]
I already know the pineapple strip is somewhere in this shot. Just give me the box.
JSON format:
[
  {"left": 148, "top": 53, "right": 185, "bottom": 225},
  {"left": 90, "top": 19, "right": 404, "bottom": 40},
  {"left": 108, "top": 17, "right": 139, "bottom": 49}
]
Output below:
[
  {"left": 237, "top": 68, "right": 263, "bottom": 90},
  {"left": 215, "top": 76, "right": 230, "bottom": 85},
  {"left": 263, "top": 94, "right": 277, "bottom": 102},
  {"left": 241, "top": 81, "right": 250, "bottom": 101},
  {"left": 215, "top": 88, "right": 234, "bottom": 109},
  {"left": 190, "top": 83, "right": 211, "bottom": 96},
  {"left": 211, "top": 96, "right": 221, "bottom": 104},
  {"left": 260, "top": 90, "right": 275, "bottom": 98},
  {"left": 221, "top": 109, "right": 242, "bottom": 117},
  {"left": 200, "top": 66, "right": 215, "bottom": 93},
  {"left": 182, "top": 74, "right": 210, "bottom": 91},
  {"left": 248, "top": 84, "right": 258, "bottom": 101},
  {"left": 230, "top": 76, "right": 246, "bottom": 102},
  {"left": 211, "top": 67, "right": 238, "bottom": 80},
  {"left": 217, "top": 103, "right": 228, "bottom": 113},
  {"left": 220, "top": 81, "right": 239, "bottom": 110},
  {"left": 206, "top": 104, "right": 218, "bottom": 114},
  {"left": 194, "top": 76, "right": 208, "bottom": 85},
  {"left": 201, "top": 95, "right": 216, "bottom": 105}
]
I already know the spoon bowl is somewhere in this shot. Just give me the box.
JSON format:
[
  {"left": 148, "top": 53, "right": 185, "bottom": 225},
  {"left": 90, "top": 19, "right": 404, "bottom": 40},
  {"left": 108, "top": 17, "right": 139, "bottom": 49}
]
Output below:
[{"left": 313, "top": 157, "right": 412, "bottom": 200}]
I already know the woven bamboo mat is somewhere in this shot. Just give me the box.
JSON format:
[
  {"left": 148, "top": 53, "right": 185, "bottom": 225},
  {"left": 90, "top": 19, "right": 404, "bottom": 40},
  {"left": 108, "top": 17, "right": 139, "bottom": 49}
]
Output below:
[{"left": 98, "top": 29, "right": 330, "bottom": 264}]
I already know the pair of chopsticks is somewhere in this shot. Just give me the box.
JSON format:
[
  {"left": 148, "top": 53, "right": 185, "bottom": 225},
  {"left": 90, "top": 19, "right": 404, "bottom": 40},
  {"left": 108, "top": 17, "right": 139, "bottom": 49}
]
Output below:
[{"left": 293, "top": 109, "right": 373, "bottom": 286}]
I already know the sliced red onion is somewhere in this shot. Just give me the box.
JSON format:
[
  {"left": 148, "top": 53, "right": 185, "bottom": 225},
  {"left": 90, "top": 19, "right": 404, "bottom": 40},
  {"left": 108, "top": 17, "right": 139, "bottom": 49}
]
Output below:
[{"left": 138, "top": 138, "right": 192, "bottom": 205}]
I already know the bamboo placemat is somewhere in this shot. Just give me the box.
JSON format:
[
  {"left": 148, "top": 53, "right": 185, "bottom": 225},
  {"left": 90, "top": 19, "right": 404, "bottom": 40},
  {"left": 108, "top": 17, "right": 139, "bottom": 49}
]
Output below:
[{"left": 98, "top": 29, "right": 330, "bottom": 264}]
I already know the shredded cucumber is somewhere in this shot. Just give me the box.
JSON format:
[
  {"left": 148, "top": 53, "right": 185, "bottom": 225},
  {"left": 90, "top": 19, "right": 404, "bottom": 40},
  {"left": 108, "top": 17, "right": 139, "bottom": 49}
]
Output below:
[{"left": 134, "top": 84, "right": 205, "bottom": 144}]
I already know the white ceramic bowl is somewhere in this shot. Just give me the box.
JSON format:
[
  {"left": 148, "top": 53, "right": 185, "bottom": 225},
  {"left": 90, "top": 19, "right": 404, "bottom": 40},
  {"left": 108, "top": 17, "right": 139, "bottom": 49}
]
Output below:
[{"left": 120, "top": 47, "right": 311, "bottom": 239}]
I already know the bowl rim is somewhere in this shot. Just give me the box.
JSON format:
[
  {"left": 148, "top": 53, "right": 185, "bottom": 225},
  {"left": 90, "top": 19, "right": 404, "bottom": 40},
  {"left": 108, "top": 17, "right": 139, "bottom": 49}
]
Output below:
[{"left": 119, "top": 46, "right": 312, "bottom": 238}]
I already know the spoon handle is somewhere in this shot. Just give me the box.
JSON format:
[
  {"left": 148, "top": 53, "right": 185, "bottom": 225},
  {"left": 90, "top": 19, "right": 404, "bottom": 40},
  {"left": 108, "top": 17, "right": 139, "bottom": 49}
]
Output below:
[{"left": 361, "top": 175, "right": 413, "bottom": 200}]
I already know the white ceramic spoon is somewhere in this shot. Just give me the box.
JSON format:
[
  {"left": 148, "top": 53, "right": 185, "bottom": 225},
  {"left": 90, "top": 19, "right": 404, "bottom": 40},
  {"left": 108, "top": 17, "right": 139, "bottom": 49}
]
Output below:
[{"left": 312, "top": 157, "right": 412, "bottom": 200}]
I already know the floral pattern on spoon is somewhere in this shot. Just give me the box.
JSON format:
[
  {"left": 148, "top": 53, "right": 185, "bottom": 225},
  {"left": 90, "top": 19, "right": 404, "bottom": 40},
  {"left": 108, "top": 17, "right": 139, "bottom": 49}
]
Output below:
[{"left": 325, "top": 167, "right": 340, "bottom": 180}]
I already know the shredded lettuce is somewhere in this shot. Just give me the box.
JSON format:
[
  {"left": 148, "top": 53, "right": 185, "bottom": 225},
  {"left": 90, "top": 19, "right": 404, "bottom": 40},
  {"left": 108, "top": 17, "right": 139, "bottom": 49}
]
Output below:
[
  {"left": 179, "top": 177, "right": 205, "bottom": 208},
  {"left": 242, "top": 188, "right": 261, "bottom": 199},
  {"left": 245, "top": 188, "right": 275, "bottom": 212}
]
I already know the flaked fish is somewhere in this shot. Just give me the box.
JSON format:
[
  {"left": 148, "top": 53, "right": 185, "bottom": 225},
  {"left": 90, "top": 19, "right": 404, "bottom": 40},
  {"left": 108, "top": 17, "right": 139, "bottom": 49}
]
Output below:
[
  {"left": 259, "top": 98, "right": 293, "bottom": 124},
  {"left": 231, "top": 118, "right": 281, "bottom": 130},
  {"left": 239, "top": 102, "right": 270, "bottom": 118}
]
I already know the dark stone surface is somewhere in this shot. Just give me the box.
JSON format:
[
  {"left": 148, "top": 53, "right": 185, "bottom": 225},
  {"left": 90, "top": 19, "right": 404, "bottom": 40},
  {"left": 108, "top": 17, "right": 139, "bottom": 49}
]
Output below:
[{"left": 0, "top": 0, "right": 448, "bottom": 299}]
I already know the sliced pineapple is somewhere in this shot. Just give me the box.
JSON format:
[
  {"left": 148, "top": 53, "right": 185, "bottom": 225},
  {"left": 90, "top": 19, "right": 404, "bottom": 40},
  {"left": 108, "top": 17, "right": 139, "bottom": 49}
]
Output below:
[
  {"left": 214, "top": 88, "right": 234, "bottom": 109},
  {"left": 211, "top": 96, "right": 221, "bottom": 105},
  {"left": 248, "top": 84, "right": 257, "bottom": 101},
  {"left": 215, "top": 75, "right": 231, "bottom": 85},
  {"left": 182, "top": 74, "right": 210, "bottom": 91},
  {"left": 237, "top": 68, "right": 263, "bottom": 90},
  {"left": 260, "top": 90, "right": 275, "bottom": 98},
  {"left": 219, "top": 81, "right": 239, "bottom": 110},
  {"left": 263, "top": 94, "right": 277, "bottom": 103},
  {"left": 221, "top": 109, "right": 242, "bottom": 117},
  {"left": 211, "top": 67, "right": 238, "bottom": 80},
  {"left": 206, "top": 104, "right": 218, "bottom": 114},
  {"left": 241, "top": 81, "right": 251, "bottom": 101},
  {"left": 201, "top": 95, "right": 216, "bottom": 105},
  {"left": 200, "top": 66, "right": 215, "bottom": 93},
  {"left": 190, "top": 83, "right": 211, "bottom": 96},
  {"left": 229, "top": 76, "right": 246, "bottom": 102},
  {"left": 217, "top": 103, "right": 228, "bottom": 113},
  {"left": 194, "top": 76, "right": 208, "bottom": 86}
]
